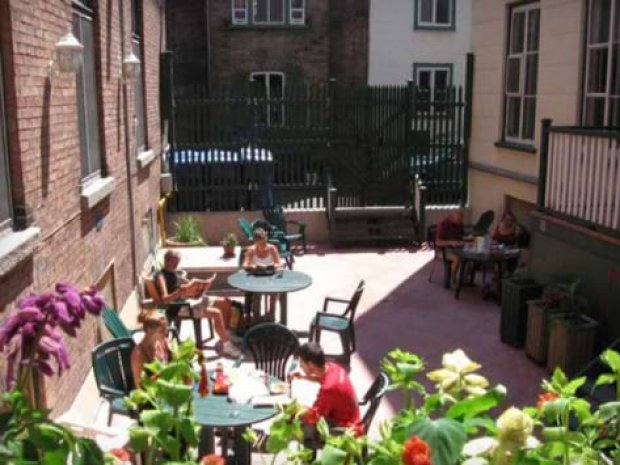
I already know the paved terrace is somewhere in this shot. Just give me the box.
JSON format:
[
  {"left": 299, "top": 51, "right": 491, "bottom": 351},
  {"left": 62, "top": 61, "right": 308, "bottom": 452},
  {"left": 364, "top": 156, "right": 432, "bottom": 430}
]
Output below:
[{"left": 67, "top": 245, "right": 548, "bottom": 438}]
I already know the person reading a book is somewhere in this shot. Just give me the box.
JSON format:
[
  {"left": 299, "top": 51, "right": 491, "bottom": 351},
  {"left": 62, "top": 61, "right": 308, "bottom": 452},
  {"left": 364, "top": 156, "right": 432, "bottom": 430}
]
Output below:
[
  {"left": 291, "top": 343, "right": 360, "bottom": 428},
  {"left": 154, "top": 249, "right": 240, "bottom": 357},
  {"left": 242, "top": 227, "right": 283, "bottom": 318}
]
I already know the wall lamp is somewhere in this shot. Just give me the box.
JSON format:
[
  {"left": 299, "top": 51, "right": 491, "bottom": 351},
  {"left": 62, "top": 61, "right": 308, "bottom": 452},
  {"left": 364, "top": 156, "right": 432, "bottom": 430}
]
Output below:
[
  {"left": 48, "top": 32, "right": 83, "bottom": 77},
  {"left": 122, "top": 51, "right": 141, "bottom": 82}
]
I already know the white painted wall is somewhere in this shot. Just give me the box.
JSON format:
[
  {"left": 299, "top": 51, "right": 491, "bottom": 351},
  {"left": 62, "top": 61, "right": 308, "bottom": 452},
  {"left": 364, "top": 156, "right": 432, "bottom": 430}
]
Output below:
[{"left": 368, "top": 0, "right": 472, "bottom": 87}]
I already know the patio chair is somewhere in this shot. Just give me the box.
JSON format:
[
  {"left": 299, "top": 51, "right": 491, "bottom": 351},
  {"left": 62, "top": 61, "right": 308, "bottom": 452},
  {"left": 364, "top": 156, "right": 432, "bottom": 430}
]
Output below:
[
  {"left": 237, "top": 322, "right": 300, "bottom": 380},
  {"left": 426, "top": 224, "right": 451, "bottom": 289},
  {"left": 263, "top": 205, "right": 307, "bottom": 253},
  {"left": 91, "top": 337, "right": 136, "bottom": 426},
  {"left": 140, "top": 274, "right": 213, "bottom": 348},
  {"left": 101, "top": 307, "right": 178, "bottom": 341},
  {"left": 469, "top": 210, "right": 495, "bottom": 237},
  {"left": 309, "top": 281, "right": 365, "bottom": 363}
]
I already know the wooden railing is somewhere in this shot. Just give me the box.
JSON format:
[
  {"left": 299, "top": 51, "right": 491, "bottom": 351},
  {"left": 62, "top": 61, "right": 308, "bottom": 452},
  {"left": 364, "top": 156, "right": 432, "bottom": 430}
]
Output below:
[{"left": 538, "top": 119, "right": 620, "bottom": 236}]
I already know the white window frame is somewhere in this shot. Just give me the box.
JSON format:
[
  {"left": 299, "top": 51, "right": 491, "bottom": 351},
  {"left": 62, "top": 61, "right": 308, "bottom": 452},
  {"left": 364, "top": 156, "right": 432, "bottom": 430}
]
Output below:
[
  {"left": 582, "top": 0, "right": 620, "bottom": 126},
  {"left": 232, "top": 0, "right": 248, "bottom": 25},
  {"left": 252, "top": 0, "right": 286, "bottom": 25},
  {"left": 0, "top": 55, "right": 12, "bottom": 231},
  {"left": 414, "top": 63, "right": 452, "bottom": 115},
  {"left": 503, "top": 2, "right": 540, "bottom": 145},
  {"left": 415, "top": 0, "right": 455, "bottom": 29},
  {"left": 250, "top": 71, "right": 286, "bottom": 126},
  {"left": 289, "top": 0, "right": 305, "bottom": 25}
]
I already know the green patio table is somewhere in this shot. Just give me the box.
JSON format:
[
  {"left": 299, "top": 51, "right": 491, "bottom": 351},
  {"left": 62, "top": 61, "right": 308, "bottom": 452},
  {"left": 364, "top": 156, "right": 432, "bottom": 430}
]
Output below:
[
  {"left": 227, "top": 270, "right": 312, "bottom": 326},
  {"left": 195, "top": 376, "right": 278, "bottom": 465}
]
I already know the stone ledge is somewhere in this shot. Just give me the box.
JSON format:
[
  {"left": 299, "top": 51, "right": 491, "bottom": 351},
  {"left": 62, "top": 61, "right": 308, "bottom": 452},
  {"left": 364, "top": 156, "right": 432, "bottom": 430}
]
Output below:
[
  {"left": 81, "top": 177, "right": 115, "bottom": 210},
  {"left": 137, "top": 149, "right": 156, "bottom": 169},
  {"left": 0, "top": 227, "right": 41, "bottom": 278}
]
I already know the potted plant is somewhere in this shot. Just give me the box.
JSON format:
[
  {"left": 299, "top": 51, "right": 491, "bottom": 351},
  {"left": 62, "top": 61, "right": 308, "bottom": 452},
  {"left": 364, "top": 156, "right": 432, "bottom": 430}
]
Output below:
[
  {"left": 546, "top": 281, "right": 598, "bottom": 377},
  {"left": 221, "top": 233, "right": 238, "bottom": 258},
  {"left": 166, "top": 215, "right": 206, "bottom": 247}
]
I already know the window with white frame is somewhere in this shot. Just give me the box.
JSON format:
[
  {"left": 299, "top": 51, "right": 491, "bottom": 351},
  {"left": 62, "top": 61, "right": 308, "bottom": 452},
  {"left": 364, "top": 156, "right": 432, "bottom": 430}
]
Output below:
[
  {"left": 73, "top": 1, "right": 102, "bottom": 181},
  {"left": 503, "top": 3, "right": 540, "bottom": 144},
  {"left": 132, "top": 0, "right": 147, "bottom": 153},
  {"left": 583, "top": 0, "right": 620, "bottom": 127},
  {"left": 0, "top": 54, "right": 12, "bottom": 230},
  {"left": 231, "top": 0, "right": 305, "bottom": 26},
  {"left": 250, "top": 72, "right": 285, "bottom": 126},
  {"left": 414, "top": 64, "right": 452, "bottom": 112},
  {"left": 415, "top": 0, "right": 455, "bottom": 29}
]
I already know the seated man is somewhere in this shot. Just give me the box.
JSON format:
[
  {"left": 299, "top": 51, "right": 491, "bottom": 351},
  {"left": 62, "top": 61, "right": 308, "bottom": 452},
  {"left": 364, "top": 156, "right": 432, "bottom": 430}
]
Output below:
[
  {"left": 154, "top": 249, "right": 240, "bottom": 357},
  {"left": 436, "top": 209, "right": 466, "bottom": 284},
  {"left": 292, "top": 342, "right": 360, "bottom": 428}
]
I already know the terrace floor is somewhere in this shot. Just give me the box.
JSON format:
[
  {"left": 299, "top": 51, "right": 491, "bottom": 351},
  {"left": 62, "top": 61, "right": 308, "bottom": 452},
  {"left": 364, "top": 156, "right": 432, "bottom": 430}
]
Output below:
[{"left": 66, "top": 244, "right": 548, "bottom": 440}]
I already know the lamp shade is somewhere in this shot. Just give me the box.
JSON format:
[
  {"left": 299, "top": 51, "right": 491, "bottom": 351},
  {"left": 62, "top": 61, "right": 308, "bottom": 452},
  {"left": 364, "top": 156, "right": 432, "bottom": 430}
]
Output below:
[
  {"left": 55, "top": 32, "right": 84, "bottom": 73},
  {"left": 122, "top": 51, "right": 141, "bottom": 81}
]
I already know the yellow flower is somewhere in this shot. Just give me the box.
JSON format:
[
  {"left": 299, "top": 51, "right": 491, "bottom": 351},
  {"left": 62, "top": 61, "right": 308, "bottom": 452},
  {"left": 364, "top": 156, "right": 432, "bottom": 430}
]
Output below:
[
  {"left": 427, "top": 349, "right": 489, "bottom": 397},
  {"left": 496, "top": 407, "right": 534, "bottom": 450}
]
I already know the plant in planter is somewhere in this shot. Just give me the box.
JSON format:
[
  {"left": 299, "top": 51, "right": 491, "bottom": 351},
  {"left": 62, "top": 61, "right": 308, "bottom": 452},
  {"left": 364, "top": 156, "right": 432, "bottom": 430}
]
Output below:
[
  {"left": 546, "top": 281, "right": 598, "bottom": 377},
  {"left": 221, "top": 233, "right": 238, "bottom": 258},
  {"left": 166, "top": 215, "right": 206, "bottom": 247}
]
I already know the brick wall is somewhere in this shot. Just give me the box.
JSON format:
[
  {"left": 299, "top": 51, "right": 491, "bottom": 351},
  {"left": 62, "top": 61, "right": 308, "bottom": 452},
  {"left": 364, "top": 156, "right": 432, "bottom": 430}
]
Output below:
[{"left": 0, "top": 0, "right": 164, "bottom": 415}]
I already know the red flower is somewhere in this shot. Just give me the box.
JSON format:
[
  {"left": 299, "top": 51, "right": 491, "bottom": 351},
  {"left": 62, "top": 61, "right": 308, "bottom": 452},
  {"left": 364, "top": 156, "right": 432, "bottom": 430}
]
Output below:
[
  {"left": 199, "top": 363, "right": 209, "bottom": 397},
  {"left": 402, "top": 436, "right": 432, "bottom": 465},
  {"left": 109, "top": 448, "right": 131, "bottom": 461},
  {"left": 351, "top": 423, "right": 365, "bottom": 438},
  {"left": 536, "top": 392, "right": 558, "bottom": 409},
  {"left": 303, "top": 407, "right": 321, "bottom": 425},
  {"left": 201, "top": 454, "right": 225, "bottom": 465}
]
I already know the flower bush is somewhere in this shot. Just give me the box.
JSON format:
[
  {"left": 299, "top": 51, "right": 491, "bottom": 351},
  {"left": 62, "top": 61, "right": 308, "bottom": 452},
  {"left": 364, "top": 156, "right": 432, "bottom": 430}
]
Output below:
[{"left": 249, "top": 347, "right": 620, "bottom": 465}]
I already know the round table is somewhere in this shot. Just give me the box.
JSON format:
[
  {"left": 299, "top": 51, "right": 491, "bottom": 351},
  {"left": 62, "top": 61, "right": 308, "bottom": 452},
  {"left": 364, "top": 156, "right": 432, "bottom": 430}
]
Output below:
[
  {"left": 228, "top": 270, "right": 313, "bottom": 326},
  {"left": 453, "top": 246, "right": 521, "bottom": 300},
  {"left": 194, "top": 375, "right": 279, "bottom": 465}
]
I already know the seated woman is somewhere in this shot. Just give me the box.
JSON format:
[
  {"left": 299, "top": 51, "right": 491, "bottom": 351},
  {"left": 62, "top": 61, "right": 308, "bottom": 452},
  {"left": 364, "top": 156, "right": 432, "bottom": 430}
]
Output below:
[
  {"left": 131, "top": 311, "right": 171, "bottom": 388},
  {"left": 492, "top": 211, "right": 521, "bottom": 246},
  {"left": 242, "top": 227, "right": 283, "bottom": 318},
  {"left": 154, "top": 249, "right": 240, "bottom": 357}
]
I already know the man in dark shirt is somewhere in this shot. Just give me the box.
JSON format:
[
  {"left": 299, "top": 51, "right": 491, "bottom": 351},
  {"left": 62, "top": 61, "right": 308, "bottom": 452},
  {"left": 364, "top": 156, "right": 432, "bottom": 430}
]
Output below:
[
  {"left": 291, "top": 343, "right": 360, "bottom": 428},
  {"left": 436, "top": 209, "right": 466, "bottom": 284}
]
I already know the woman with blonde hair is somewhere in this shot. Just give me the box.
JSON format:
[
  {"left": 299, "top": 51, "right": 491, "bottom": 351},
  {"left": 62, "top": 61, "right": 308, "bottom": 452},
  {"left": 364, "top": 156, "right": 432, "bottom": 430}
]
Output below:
[{"left": 131, "top": 310, "right": 171, "bottom": 388}]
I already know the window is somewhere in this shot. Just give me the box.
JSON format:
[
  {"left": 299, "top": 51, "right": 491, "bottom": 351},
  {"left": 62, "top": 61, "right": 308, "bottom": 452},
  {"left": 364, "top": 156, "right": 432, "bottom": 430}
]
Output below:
[
  {"left": 250, "top": 72, "right": 285, "bottom": 126},
  {"left": 503, "top": 3, "right": 540, "bottom": 144},
  {"left": 414, "top": 63, "right": 452, "bottom": 112},
  {"left": 131, "top": 0, "right": 147, "bottom": 153},
  {"left": 74, "top": 1, "right": 102, "bottom": 181},
  {"left": 231, "top": 0, "right": 304, "bottom": 26},
  {"left": 414, "top": 0, "right": 455, "bottom": 29},
  {"left": 0, "top": 54, "right": 11, "bottom": 230},
  {"left": 583, "top": 0, "right": 620, "bottom": 127}
]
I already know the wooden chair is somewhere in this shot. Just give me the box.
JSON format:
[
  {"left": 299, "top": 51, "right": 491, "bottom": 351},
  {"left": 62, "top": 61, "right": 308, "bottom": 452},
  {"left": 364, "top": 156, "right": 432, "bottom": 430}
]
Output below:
[
  {"left": 91, "top": 337, "right": 136, "bottom": 425},
  {"left": 139, "top": 274, "right": 213, "bottom": 349},
  {"left": 263, "top": 205, "right": 307, "bottom": 253},
  {"left": 309, "top": 281, "right": 365, "bottom": 363},
  {"left": 237, "top": 322, "right": 299, "bottom": 380}
]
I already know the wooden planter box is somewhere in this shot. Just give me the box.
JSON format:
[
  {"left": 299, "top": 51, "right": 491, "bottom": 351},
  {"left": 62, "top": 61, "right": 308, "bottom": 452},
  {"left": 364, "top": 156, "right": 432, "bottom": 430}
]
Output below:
[
  {"left": 525, "top": 300, "right": 564, "bottom": 364},
  {"left": 547, "top": 314, "right": 599, "bottom": 377},
  {"left": 500, "top": 277, "right": 543, "bottom": 348}
]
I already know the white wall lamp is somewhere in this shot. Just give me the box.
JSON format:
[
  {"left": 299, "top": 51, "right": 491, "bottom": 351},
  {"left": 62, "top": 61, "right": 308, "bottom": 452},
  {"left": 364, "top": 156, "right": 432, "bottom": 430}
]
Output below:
[
  {"left": 122, "top": 51, "right": 141, "bottom": 82},
  {"left": 48, "top": 32, "right": 84, "bottom": 77}
]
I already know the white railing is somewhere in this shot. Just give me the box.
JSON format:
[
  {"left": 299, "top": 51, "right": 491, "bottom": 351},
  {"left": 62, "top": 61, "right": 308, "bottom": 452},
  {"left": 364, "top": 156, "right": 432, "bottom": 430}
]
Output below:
[{"left": 540, "top": 122, "right": 620, "bottom": 234}]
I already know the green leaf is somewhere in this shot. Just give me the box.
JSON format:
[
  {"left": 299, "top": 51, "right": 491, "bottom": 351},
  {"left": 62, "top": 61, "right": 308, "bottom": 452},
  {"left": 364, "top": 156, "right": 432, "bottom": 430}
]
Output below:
[
  {"left": 317, "top": 418, "right": 330, "bottom": 439},
  {"left": 242, "top": 427, "right": 258, "bottom": 445},
  {"left": 562, "top": 377, "right": 586, "bottom": 396},
  {"left": 319, "top": 444, "right": 348, "bottom": 465},
  {"left": 74, "top": 438, "right": 105, "bottom": 465},
  {"left": 129, "top": 427, "right": 150, "bottom": 452},
  {"left": 570, "top": 398, "right": 591, "bottom": 422},
  {"left": 462, "top": 417, "right": 497, "bottom": 435},
  {"left": 601, "top": 349, "right": 620, "bottom": 372},
  {"left": 179, "top": 418, "right": 198, "bottom": 446},
  {"left": 158, "top": 434, "right": 181, "bottom": 459},
  {"left": 155, "top": 379, "right": 192, "bottom": 408},
  {"left": 446, "top": 387, "right": 505, "bottom": 421},
  {"left": 594, "top": 373, "right": 616, "bottom": 387},
  {"left": 140, "top": 409, "right": 174, "bottom": 432},
  {"left": 41, "top": 448, "right": 70, "bottom": 465},
  {"left": 406, "top": 417, "right": 467, "bottom": 465},
  {"left": 551, "top": 368, "right": 568, "bottom": 389},
  {"left": 30, "top": 423, "right": 66, "bottom": 449},
  {"left": 542, "top": 426, "right": 567, "bottom": 441}
]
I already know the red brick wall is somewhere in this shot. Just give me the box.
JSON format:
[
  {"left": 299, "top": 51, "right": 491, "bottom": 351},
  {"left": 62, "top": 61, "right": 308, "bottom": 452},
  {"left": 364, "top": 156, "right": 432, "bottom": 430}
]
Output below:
[{"left": 0, "top": 0, "right": 164, "bottom": 415}]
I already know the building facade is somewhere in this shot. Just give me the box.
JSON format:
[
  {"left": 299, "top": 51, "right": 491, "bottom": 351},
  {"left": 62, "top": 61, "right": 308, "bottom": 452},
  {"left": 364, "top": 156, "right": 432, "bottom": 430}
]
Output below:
[
  {"left": 368, "top": 0, "right": 472, "bottom": 88},
  {"left": 0, "top": 0, "right": 165, "bottom": 414},
  {"left": 167, "top": 0, "right": 369, "bottom": 94}
]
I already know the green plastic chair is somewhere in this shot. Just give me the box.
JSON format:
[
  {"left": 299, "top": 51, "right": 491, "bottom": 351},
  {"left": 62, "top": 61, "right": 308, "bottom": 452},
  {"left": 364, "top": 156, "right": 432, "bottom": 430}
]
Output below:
[
  {"left": 263, "top": 205, "right": 307, "bottom": 253},
  {"left": 91, "top": 337, "right": 136, "bottom": 425},
  {"left": 309, "top": 280, "right": 365, "bottom": 363},
  {"left": 101, "top": 307, "right": 178, "bottom": 340},
  {"left": 238, "top": 217, "right": 254, "bottom": 242}
]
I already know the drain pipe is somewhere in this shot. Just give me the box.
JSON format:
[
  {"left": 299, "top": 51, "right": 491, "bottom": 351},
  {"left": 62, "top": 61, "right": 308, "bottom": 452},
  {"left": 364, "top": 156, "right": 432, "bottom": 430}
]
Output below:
[{"left": 119, "top": 0, "right": 138, "bottom": 286}]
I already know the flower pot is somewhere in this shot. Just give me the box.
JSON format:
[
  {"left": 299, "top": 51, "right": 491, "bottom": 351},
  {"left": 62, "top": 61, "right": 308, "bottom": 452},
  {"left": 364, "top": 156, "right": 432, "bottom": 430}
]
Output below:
[
  {"left": 222, "top": 244, "right": 236, "bottom": 258},
  {"left": 165, "top": 237, "right": 204, "bottom": 248},
  {"left": 500, "top": 277, "right": 543, "bottom": 348},
  {"left": 547, "top": 313, "right": 598, "bottom": 377},
  {"left": 525, "top": 300, "right": 564, "bottom": 364},
  {"left": 160, "top": 172, "right": 173, "bottom": 195}
]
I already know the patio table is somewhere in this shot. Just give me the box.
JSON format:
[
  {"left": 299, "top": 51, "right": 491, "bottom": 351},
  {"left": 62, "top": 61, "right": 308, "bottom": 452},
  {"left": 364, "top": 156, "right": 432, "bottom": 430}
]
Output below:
[
  {"left": 453, "top": 245, "right": 520, "bottom": 301},
  {"left": 227, "top": 270, "right": 312, "bottom": 327}
]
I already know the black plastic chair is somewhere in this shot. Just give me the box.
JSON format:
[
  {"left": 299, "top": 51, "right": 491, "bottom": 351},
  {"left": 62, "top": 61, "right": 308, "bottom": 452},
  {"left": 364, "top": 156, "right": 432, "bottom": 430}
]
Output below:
[
  {"left": 426, "top": 224, "right": 451, "bottom": 289},
  {"left": 471, "top": 210, "right": 495, "bottom": 236},
  {"left": 91, "top": 337, "right": 136, "bottom": 425},
  {"left": 263, "top": 205, "right": 307, "bottom": 253},
  {"left": 238, "top": 323, "right": 300, "bottom": 380},
  {"left": 309, "top": 281, "right": 365, "bottom": 362}
]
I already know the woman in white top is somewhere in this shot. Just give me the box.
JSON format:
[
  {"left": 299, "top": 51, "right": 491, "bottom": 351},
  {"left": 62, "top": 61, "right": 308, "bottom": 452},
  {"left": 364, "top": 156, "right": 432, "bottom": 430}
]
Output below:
[{"left": 243, "top": 227, "right": 283, "bottom": 317}]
